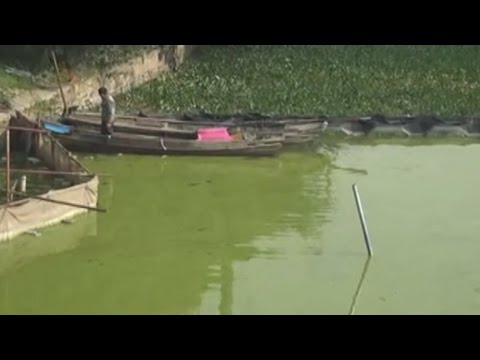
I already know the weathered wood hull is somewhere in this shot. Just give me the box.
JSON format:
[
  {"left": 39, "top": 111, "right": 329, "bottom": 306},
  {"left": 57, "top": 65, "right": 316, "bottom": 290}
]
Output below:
[
  {"left": 61, "top": 114, "right": 322, "bottom": 145},
  {"left": 136, "top": 111, "right": 327, "bottom": 126},
  {"left": 54, "top": 130, "right": 283, "bottom": 157}
]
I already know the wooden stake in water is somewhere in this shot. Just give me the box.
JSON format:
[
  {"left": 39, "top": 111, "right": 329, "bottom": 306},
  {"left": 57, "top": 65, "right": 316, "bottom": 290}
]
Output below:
[{"left": 352, "top": 184, "right": 373, "bottom": 257}]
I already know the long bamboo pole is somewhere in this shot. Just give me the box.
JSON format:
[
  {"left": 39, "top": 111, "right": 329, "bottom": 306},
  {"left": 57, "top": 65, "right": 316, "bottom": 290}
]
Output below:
[
  {"left": 0, "top": 168, "right": 110, "bottom": 177},
  {"left": 51, "top": 50, "right": 68, "bottom": 116},
  {"left": 0, "top": 126, "right": 47, "bottom": 133},
  {"left": 9, "top": 190, "right": 107, "bottom": 213}
]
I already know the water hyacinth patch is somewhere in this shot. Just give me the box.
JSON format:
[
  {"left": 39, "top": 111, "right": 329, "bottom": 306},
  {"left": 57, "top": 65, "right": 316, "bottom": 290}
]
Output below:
[{"left": 117, "top": 45, "right": 480, "bottom": 117}]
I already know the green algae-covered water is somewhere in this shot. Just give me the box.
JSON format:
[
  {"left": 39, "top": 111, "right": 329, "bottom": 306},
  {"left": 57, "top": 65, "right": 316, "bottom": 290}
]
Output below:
[{"left": 1, "top": 142, "right": 480, "bottom": 315}]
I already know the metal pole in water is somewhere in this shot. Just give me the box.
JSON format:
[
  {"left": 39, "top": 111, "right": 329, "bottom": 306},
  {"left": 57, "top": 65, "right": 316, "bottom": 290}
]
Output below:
[
  {"left": 5, "top": 128, "right": 10, "bottom": 204},
  {"left": 352, "top": 184, "right": 373, "bottom": 257}
]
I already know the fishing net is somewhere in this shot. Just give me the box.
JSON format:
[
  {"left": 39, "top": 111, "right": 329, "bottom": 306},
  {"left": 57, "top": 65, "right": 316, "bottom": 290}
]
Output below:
[{"left": 0, "top": 113, "right": 99, "bottom": 241}]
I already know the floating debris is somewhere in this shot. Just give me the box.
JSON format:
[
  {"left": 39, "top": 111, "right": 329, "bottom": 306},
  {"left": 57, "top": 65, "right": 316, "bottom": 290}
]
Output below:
[
  {"left": 25, "top": 230, "right": 41, "bottom": 237},
  {"left": 27, "top": 157, "right": 41, "bottom": 165}
]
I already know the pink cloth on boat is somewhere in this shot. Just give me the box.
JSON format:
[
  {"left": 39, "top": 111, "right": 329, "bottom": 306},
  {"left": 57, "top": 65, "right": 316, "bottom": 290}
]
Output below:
[{"left": 197, "top": 127, "right": 232, "bottom": 141}]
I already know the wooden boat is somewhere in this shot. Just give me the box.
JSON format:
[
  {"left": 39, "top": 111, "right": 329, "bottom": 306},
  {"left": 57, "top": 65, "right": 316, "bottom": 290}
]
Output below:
[
  {"left": 63, "top": 110, "right": 326, "bottom": 132},
  {"left": 62, "top": 114, "right": 200, "bottom": 139},
  {"left": 43, "top": 122, "right": 283, "bottom": 157},
  {"left": 137, "top": 111, "right": 328, "bottom": 126},
  {"left": 62, "top": 109, "right": 480, "bottom": 138},
  {"left": 60, "top": 113, "right": 322, "bottom": 145}
]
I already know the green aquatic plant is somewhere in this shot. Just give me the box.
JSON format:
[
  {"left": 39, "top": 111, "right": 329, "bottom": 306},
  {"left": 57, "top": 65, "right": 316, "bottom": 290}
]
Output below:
[
  {"left": 118, "top": 45, "right": 480, "bottom": 117},
  {"left": 0, "top": 91, "right": 10, "bottom": 110}
]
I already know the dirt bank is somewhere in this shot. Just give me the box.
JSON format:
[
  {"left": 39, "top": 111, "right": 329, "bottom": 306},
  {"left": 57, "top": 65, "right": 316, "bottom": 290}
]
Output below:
[{"left": 0, "top": 45, "right": 197, "bottom": 122}]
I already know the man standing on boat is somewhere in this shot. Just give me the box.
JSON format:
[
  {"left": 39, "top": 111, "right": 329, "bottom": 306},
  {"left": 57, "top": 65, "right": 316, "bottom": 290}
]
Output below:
[{"left": 99, "top": 87, "right": 116, "bottom": 137}]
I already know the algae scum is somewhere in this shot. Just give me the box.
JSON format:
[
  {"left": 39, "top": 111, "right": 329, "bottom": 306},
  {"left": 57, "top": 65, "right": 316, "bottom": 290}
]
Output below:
[
  {"left": 2, "top": 46, "right": 480, "bottom": 314},
  {"left": 1, "top": 144, "right": 480, "bottom": 315}
]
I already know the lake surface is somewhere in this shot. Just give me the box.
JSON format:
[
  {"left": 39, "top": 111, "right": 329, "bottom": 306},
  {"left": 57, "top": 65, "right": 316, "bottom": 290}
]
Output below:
[{"left": 1, "top": 141, "right": 480, "bottom": 315}]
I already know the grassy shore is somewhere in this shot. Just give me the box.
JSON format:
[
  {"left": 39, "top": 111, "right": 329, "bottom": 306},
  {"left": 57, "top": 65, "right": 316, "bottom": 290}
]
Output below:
[
  {"left": 117, "top": 45, "right": 480, "bottom": 117},
  {"left": 0, "top": 68, "right": 36, "bottom": 110}
]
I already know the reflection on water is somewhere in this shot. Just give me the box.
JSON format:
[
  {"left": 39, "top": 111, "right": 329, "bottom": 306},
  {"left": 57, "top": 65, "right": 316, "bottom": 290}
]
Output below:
[
  {"left": 348, "top": 257, "right": 371, "bottom": 315},
  {"left": 0, "top": 152, "right": 334, "bottom": 314},
  {"left": 1, "top": 141, "right": 480, "bottom": 314},
  {"left": 0, "top": 212, "right": 97, "bottom": 314}
]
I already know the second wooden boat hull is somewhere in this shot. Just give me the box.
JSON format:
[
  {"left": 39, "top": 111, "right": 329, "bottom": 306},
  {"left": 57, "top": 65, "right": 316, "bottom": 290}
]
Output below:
[{"left": 53, "top": 130, "right": 283, "bottom": 157}]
